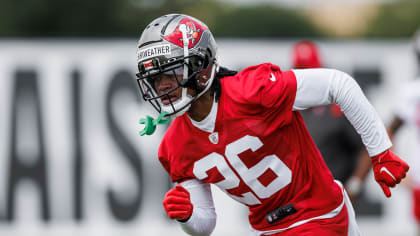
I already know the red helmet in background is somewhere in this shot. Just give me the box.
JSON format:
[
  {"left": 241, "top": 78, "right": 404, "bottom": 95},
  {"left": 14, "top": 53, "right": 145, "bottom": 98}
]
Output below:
[{"left": 292, "top": 40, "right": 322, "bottom": 69}]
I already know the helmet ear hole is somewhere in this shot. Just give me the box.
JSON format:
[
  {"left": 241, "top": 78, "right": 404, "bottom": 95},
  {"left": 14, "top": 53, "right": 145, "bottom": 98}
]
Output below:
[
  {"left": 202, "top": 55, "right": 209, "bottom": 69},
  {"left": 206, "top": 48, "right": 213, "bottom": 58},
  {"left": 202, "top": 48, "right": 212, "bottom": 69}
]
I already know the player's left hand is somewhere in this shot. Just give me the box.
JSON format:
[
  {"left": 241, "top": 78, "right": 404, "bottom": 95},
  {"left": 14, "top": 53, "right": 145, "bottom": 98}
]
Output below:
[{"left": 371, "top": 150, "right": 409, "bottom": 197}]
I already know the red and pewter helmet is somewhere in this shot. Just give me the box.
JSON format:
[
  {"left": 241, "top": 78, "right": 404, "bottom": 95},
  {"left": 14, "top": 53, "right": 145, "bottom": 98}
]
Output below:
[
  {"left": 136, "top": 14, "right": 218, "bottom": 117},
  {"left": 292, "top": 40, "right": 322, "bottom": 69}
]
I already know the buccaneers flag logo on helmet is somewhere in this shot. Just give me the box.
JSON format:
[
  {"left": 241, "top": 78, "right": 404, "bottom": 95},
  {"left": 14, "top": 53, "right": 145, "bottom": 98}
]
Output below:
[{"left": 163, "top": 17, "right": 208, "bottom": 49}]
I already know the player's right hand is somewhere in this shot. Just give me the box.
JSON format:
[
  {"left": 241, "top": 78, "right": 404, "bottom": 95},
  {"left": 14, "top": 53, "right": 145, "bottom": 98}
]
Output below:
[
  {"left": 163, "top": 184, "right": 193, "bottom": 221},
  {"left": 371, "top": 150, "right": 409, "bottom": 197}
]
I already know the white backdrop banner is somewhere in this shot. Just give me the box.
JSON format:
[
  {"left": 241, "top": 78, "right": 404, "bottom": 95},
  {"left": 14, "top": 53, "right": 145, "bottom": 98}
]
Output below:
[{"left": 0, "top": 39, "right": 416, "bottom": 236}]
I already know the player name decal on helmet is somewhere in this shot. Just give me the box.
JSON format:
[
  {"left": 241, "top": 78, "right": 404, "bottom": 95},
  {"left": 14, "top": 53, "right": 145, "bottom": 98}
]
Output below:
[
  {"left": 163, "top": 18, "right": 208, "bottom": 49},
  {"left": 137, "top": 44, "right": 171, "bottom": 62},
  {"left": 208, "top": 132, "right": 219, "bottom": 144}
]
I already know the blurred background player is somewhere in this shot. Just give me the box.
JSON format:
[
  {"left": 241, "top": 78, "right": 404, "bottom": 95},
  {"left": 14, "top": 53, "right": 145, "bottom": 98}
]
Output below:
[
  {"left": 292, "top": 40, "right": 372, "bottom": 202},
  {"left": 386, "top": 30, "right": 420, "bottom": 236},
  {"left": 292, "top": 40, "right": 322, "bottom": 69}
]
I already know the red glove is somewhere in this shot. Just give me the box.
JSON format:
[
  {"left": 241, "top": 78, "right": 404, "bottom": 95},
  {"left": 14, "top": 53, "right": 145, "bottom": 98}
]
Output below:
[
  {"left": 371, "top": 150, "right": 409, "bottom": 197},
  {"left": 163, "top": 185, "right": 193, "bottom": 221}
]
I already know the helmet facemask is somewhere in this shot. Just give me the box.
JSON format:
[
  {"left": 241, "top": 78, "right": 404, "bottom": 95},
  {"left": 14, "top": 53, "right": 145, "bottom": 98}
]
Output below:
[{"left": 137, "top": 52, "right": 216, "bottom": 117}]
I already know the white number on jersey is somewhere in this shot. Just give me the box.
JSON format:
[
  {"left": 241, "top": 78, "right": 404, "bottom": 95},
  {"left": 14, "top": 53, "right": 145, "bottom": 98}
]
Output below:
[{"left": 193, "top": 135, "right": 292, "bottom": 205}]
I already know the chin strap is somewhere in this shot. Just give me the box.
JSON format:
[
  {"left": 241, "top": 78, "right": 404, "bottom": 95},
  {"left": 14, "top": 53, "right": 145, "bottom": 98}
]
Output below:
[{"left": 139, "top": 111, "right": 170, "bottom": 136}]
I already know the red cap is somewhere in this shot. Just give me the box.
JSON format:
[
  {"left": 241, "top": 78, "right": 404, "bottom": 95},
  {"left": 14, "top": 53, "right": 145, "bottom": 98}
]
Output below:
[{"left": 292, "top": 41, "right": 322, "bottom": 69}]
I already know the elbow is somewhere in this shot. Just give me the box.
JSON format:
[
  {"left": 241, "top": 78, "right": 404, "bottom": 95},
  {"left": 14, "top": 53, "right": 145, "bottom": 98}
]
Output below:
[
  {"left": 331, "top": 69, "right": 358, "bottom": 87},
  {"left": 196, "top": 210, "right": 217, "bottom": 236},
  {"left": 180, "top": 208, "right": 217, "bottom": 236},
  {"left": 329, "top": 69, "right": 362, "bottom": 104}
]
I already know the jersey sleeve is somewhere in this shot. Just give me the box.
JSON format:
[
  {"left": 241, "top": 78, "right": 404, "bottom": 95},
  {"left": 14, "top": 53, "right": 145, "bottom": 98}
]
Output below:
[
  {"left": 158, "top": 139, "right": 171, "bottom": 176},
  {"left": 158, "top": 128, "right": 185, "bottom": 183},
  {"left": 158, "top": 140, "right": 190, "bottom": 183},
  {"left": 224, "top": 63, "right": 297, "bottom": 119},
  {"left": 158, "top": 118, "right": 197, "bottom": 183}
]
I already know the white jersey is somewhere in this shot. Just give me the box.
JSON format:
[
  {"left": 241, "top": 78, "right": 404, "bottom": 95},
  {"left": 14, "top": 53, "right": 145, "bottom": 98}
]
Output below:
[{"left": 393, "top": 79, "right": 420, "bottom": 186}]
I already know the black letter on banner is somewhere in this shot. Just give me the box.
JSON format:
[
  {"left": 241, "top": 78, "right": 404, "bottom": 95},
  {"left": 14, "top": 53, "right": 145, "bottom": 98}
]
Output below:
[
  {"left": 7, "top": 70, "right": 50, "bottom": 221},
  {"left": 105, "top": 70, "right": 143, "bottom": 221},
  {"left": 71, "top": 70, "right": 84, "bottom": 221}
]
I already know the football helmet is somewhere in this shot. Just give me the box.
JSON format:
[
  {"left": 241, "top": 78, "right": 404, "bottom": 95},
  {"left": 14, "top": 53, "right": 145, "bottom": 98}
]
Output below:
[
  {"left": 136, "top": 14, "right": 218, "bottom": 117},
  {"left": 292, "top": 40, "right": 322, "bottom": 69}
]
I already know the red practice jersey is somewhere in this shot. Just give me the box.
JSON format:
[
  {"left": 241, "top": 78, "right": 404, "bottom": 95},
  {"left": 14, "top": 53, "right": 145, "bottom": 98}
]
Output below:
[{"left": 158, "top": 63, "right": 343, "bottom": 231}]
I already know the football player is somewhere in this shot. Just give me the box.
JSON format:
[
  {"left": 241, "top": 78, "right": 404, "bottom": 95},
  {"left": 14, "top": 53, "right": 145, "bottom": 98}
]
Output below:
[{"left": 135, "top": 14, "right": 409, "bottom": 236}]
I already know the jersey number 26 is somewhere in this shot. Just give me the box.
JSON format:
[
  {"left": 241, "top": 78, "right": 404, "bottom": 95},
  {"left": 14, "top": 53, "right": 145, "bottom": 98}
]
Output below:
[{"left": 193, "top": 135, "right": 292, "bottom": 205}]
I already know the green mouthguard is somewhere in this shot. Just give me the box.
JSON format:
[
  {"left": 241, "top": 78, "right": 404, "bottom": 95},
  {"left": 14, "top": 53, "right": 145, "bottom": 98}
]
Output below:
[{"left": 139, "top": 111, "right": 170, "bottom": 136}]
